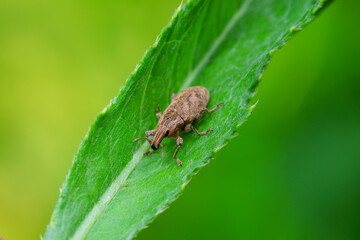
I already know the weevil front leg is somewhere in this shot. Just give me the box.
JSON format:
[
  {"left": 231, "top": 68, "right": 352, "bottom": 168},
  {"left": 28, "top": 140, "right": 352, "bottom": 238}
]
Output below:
[
  {"left": 202, "top": 102, "right": 224, "bottom": 114},
  {"left": 156, "top": 105, "right": 162, "bottom": 119},
  {"left": 173, "top": 136, "right": 183, "bottom": 167},
  {"left": 144, "top": 149, "right": 155, "bottom": 156},
  {"left": 144, "top": 144, "right": 164, "bottom": 155},
  {"left": 145, "top": 130, "right": 155, "bottom": 137}
]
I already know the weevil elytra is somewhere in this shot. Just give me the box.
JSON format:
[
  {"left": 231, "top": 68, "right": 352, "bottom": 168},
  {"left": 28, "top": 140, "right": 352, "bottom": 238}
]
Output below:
[{"left": 134, "top": 86, "right": 223, "bottom": 166}]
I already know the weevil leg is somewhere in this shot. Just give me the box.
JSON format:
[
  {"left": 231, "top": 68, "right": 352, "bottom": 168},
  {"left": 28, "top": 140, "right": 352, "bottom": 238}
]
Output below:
[
  {"left": 190, "top": 125, "right": 213, "bottom": 136},
  {"left": 183, "top": 124, "right": 191, "bottom": 133},
  {"left": 202, "top": 102, "right": 224, "bottom": 114},
  {"left": 171, "top": 93, "right": 177, "bottom": 102},
  {"left": 173, "top": 136, "right": 183, "bottom": 166},
  {"left": 145, "top": 130, "right": 156, "bottom": 137},
  {"left": 144, "top": 144, "right": 164, "bottom": 156},
  {"left": 156, "top": 105, "right": 162, "bottom": 119},
  {"left": 144, "top": 149, "right": 154, "bottom": 155},
  {"left": 159, "top": 143, "right": 164, "bottom": 156}
]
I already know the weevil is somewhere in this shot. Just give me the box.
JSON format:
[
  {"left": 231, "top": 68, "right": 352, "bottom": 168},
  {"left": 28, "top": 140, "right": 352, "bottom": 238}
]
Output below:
[{"left": 134, "top": 86, "right": 223, "bottom": 166}]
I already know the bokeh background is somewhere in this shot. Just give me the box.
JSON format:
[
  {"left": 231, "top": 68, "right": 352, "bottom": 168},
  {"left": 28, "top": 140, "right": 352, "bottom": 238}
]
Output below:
[{"left": 0, "top": 0, "right": 359, "bottom": 239}]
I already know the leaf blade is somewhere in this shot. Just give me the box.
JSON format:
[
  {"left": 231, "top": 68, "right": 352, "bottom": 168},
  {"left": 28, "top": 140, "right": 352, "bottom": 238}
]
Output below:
[{"left": 44, "top": 0, "right": 331, "bottom": 239}]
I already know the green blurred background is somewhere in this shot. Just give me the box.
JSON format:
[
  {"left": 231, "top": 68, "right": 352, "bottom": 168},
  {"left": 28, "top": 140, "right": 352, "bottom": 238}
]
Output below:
[{"left": 0, "top": 0, "right": 359, "bottom": 239}]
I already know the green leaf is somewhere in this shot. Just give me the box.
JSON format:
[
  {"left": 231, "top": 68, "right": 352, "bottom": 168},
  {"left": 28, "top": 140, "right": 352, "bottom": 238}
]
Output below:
[{"left": 44, "top": 0, "right": 331, "bottom": 239}]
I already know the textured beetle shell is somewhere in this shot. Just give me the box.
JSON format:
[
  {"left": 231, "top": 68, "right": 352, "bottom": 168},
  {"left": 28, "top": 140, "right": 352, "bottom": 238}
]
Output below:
[
  {"left": 134, "top": 86, "right": 216, "bottom": 164},
  {"left": 162, "top": 86, "right": 209, "bottom": 125}
]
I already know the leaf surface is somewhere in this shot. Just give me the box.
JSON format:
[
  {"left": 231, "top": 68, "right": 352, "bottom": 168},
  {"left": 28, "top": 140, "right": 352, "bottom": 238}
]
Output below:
[{"left": 44, "top": 0, "right": 330, "bottom": 239}]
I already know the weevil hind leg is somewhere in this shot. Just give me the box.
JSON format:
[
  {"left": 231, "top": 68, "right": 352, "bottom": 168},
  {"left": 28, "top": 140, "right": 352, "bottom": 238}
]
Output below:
[
  {"left": 173, "top": 136, "right": 183, "bottom": 166},
  {"left": 202, "top": 102, "right": 224, "bottom": 114},
  {"left": 190, "top": 125, "right": 212, "bottom": 136}
]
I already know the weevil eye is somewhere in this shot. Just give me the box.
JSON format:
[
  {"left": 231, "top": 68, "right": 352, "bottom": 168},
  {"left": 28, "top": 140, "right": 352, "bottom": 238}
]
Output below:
[{"left": 164, "top": 130, "right": 169, "bottom": 137}]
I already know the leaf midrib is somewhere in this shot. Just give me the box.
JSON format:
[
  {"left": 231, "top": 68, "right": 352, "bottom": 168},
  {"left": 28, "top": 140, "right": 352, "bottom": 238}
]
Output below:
[{"left": 70, "top": 1, "right": 252, "bottom": 239}]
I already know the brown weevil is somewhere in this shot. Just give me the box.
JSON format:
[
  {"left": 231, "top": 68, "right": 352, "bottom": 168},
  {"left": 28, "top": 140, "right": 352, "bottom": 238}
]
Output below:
[{"left": 133, "top": 86, "right": 223, "bottom": 166}]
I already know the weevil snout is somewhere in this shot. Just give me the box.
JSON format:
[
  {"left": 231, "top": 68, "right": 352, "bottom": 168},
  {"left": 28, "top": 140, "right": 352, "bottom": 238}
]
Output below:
[
  {"left": 151, "top": 144, "right": 158, "bottom": 150},
  {"left": 151, "top": 125, "right": 169, "bottom": 151}
]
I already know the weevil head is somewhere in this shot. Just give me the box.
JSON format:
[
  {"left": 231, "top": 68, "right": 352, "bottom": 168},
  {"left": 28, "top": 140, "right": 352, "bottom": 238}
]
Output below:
[{"left": 151, "top": 125, "right": 170, "bottom": 150}]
